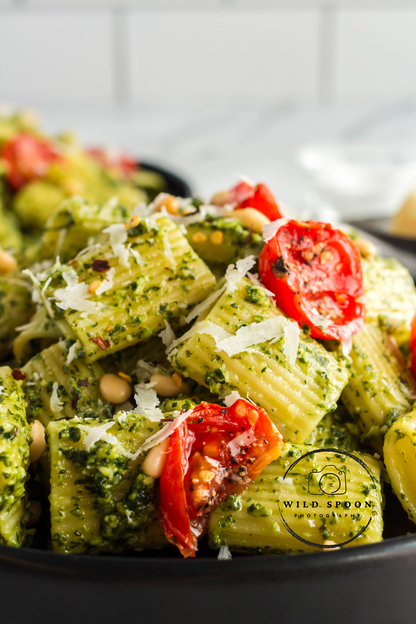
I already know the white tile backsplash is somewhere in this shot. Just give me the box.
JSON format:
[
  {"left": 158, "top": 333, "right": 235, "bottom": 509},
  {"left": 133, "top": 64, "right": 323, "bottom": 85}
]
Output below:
[
  {"left": 128, "top": 10, "right": 320, "bottom": 103},
  {"left": 335, "top": 9, "right": 416, "bottom": 100},
  {"left": 0, "top": 12, "right": 114, "bottom": 105},
  {"left": 0, "top": 4, "right": 416, "bottom": 107}
]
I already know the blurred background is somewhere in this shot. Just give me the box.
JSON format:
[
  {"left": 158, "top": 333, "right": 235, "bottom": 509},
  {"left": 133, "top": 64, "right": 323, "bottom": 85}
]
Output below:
[{"left": 3, "top": 0, "right": 416, "bottom": 228}]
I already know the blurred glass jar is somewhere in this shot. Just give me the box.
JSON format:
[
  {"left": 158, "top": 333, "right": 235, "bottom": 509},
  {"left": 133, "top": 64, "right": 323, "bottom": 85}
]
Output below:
[{"left": 298, "top": 143, "right": 416, "bottom": 222}]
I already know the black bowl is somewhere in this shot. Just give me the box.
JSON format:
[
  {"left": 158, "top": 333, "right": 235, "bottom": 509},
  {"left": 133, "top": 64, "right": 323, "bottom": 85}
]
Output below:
[
  {"left": 1, "top": 533, "right": 416, "bottom": 624},
  {"left": 350, "top": 217, "right": 416, "bottom": 255},
  {"left": 140, "top": 161, "right": 194, "bottom": 198}
]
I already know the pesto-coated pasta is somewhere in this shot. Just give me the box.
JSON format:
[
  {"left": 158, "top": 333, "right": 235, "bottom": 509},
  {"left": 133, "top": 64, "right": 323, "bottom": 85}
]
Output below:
[
  {"left": 0, "top": 273, "right": 35, "bottom": 361},
  {"left": 209, "top": 443, "right": 383, "bottom": 554},
  {"left": 384, "top": 408, "right": 416, "bottom": 524},
  {"left": 186, "top": 217, "right": 263, "bottom": 268},
  {"left": 172, "top": 277, "right": 349, "bottom": 443},
  {"left": 341, "top": 323, "right": 415, "bottom": 449},
  {"left": 305, "top": 406, "right": 362, "bottom": 452},
  {"left": 41, "top": 216, "right": 216, "bottom": 362},
  {"left": 22, "top": 340, "right": 110, "bottom": 426},
  {"left": 363, "top": 255, "right": 416, "bottom": 332},
  {"left": 47, "top": 414, "right": 167, "bottom": 554},
  {"left": 0, "top": 366, "right": 30, "bottom": 547},
  {"left": 13, "top": 306, "right": 64, "bottom": 365},
  {"left": 39, "top": 197, "right": 130, "bottom": 263}
]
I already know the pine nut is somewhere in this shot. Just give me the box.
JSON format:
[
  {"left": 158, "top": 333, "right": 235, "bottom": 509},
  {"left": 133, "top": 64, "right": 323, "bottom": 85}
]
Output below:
[
  {"left": 153, "top": 193, "right": 179, "bottom": 215},
  {"left": 100, "top": 373, "right": 131, "bottom": 404},
  {"left": 27, "top": 500, "right": 42, "bottom": 528},
  {"left": 232, "top": 208, "right": 270, "bottom": 233},
  {"left": 88, "top": 280, "right": 101, "bottom": 294},
  {"left": 354, "top": 238, "right": 377, "bottom": 258},
  {"left": 172, "top": 372, "right": 183, "bottom": 387},
  {"left": 192, "top": 232, "right": 207, "bottom": 243},
  {"left": 129, "top": 215, "right": 141, "bottom": 228},
  {"left": 142, "top": 438, "right": 170, "bottom": 479},
  {"left": 210, "top": 231, "right": 224, "bottom": 245},
  {"left": 0, "top": 249, "right": 17, "bottom": 274},
  {"left": 29, "top": 420, "right": 46, "bottom": 463},
  {"left": 118, "top": 372, "right": 132, "bottom": 383},
  {"left": 149, "top": 373, "right": 190, "bottom": 397},
  {"left": 211, "top": 190, "right": 230, "bottom": 206}
]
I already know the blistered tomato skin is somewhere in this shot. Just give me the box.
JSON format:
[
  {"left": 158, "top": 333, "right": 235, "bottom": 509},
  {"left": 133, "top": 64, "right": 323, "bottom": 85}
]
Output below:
[
  {"left": 87, "top": 147, "right": 137, "bottom": 178},
  {"left": 159, "top": 400, "right": 284, "bottom": 558},
  {"left": 259, "top": 220, "right": 365, "bottom": 343},
  {"left": 229, "top": 181, "right": 282, "bottom": 222},
  {"left": 1, "top": 133, "right": 60, "bottom": 189}
]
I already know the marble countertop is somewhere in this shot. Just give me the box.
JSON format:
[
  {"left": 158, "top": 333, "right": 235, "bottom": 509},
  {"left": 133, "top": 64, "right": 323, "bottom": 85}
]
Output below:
[{"left": 35, "top": 98, "right": 416, "bottom": 220}]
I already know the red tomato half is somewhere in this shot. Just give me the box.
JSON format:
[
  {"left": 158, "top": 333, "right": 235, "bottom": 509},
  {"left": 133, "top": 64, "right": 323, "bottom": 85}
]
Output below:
[
  {"left": 258, "top": 220, "right": 365, "bottom": 343},
  {"left": 410, "top": 313, "right": 416, "bottom": 377},
  {"left": 87, "top": 147, "right": 137, "bottom": 178},
  {"left": 229, "top": 181, "right": 282, "bottom": 221},
  {"left": 1, "top": 133, "right": 60, "bottom": 190},
  {"left": 159, "top": 400, "right": 283, "bottom": 558}
]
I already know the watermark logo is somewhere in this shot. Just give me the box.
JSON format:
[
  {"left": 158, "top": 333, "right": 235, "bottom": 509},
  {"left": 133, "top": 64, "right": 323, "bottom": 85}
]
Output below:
[{"left": 278, "top": 448, "right": 376, "bottom": 549}]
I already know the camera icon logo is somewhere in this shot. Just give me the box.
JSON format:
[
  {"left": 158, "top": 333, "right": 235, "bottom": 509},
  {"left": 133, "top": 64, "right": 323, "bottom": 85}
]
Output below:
[{"left": 308, "top": 465, "right": 347, "bottom": 496}]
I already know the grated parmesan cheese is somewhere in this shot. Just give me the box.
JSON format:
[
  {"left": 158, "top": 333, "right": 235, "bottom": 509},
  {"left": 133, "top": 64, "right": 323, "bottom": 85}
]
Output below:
[
  {"left": 262, "top": 218, "right": 288, "bottom": 243},
  {"left": 222, "top": 391, "right": 243, "bottom": 407},
  {"left": 218, "top": 544, "right": 232, "bottom": 560},
  {"left": 228, "top": 429, "right": 256, "bottom": 456},
  {"left": 216, "top": 317, "right": 291, "bottom": 358},
  {"left": 166, "top": 320, "right": 231, "bottom": 355},
  {"left": 130, "top": 247, "right": 143, "bottom": 264},
  {"left": 225, "top": 256, "right": 256, "bottom": 294},
  {"left": 80, "top": 421, "right": 118, "bottom": 452},
  {"left": 159, "top": 320, "right": 176, "bottom": 349},
  {"left": 162, "top": 235, "right": 176, "bottom": 269},
  {"left": 129, "top": 408, "right": 193, "bottom": 459},
  {"left": 134, "top": 382, "right": 164, "bottom": 422},
  {"left": 22, "top": 269, "right": 55, "bottom": 319},
  {"left": 185, "top": 286, "right": 225, "bottom": 324},
  {"left": 55, "top": 281, "right": 103, "bottom": 315},
  {"left": 95, "top": 267, "right": 116, "bottom": 296},
  {"left": 50, "top": 382, "right": 64, "bottom": 413},
  {"left": 103, "top": 223, "right": 130, "bottom": 268},
  {"left": 66, "top": 341, "right": 81, "bottom": 366}
]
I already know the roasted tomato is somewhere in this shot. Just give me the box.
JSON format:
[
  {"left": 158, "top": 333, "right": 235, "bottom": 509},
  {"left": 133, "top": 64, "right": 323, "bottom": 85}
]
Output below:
[
  {"left": 159, "top": 399, "right": 283, "bottom": 557},
  {"left": 87, "top": 147, "right": 137, "bottom": 178},
  {"left": 1, "top": 133, "right": 60, "bottom": 190},
  {"left": 258, "top": 220, "right": 365, "bottom": 344},
  {"left": 229, "top": 181, "right": 282, "bottom": 221},
  {"left": 410, "top": 313, "right": 416, "bottom": 377}
]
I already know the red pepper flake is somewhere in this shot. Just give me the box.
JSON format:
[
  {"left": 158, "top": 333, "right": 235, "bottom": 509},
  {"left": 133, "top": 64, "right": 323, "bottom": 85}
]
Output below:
[
  {"left": 90, "top": 336, "right": 111, "bottom": 351},
  {"left": 92, "top": 259, "right": 111, "bottom": 273},
  {"left": 78, "top": 380, "right": 90, "bottom": 388},
  {"left": 12, "top": 369, "right": 26, "bottom": 381},
  {"left": 71, "top": 393, "right": 80, "bottom": 409}
]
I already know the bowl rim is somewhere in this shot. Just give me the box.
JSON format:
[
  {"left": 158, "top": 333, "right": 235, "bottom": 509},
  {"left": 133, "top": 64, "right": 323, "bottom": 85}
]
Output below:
[{"left": 1, "top": 532, "right": 416, "bottom": 584}]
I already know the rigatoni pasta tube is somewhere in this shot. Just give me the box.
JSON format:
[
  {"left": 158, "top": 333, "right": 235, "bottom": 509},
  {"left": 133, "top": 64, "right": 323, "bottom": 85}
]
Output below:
[
  {"left": 341, "top": 323, "right": 414, "bottom": 444},
  {"left": 171, "top": 277, "right": 349, "bottom": 443},
  {"left": 209, "top": 443, "right": 383, "bottom": 555},
  {"left": 47, "top": 414, "right": 167, "bottom": 554},
  {"left": 384, "top": 409, "right": 416, "bottom": 524},
  {"left": 0, "top": 366, "right": 30, "bottom": 547},
  {"left": 23, "top": 341, "right": 109, "bottom": 426},
  {"left": 41, "top": 216, "right": 216, "bottom": 362}
]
